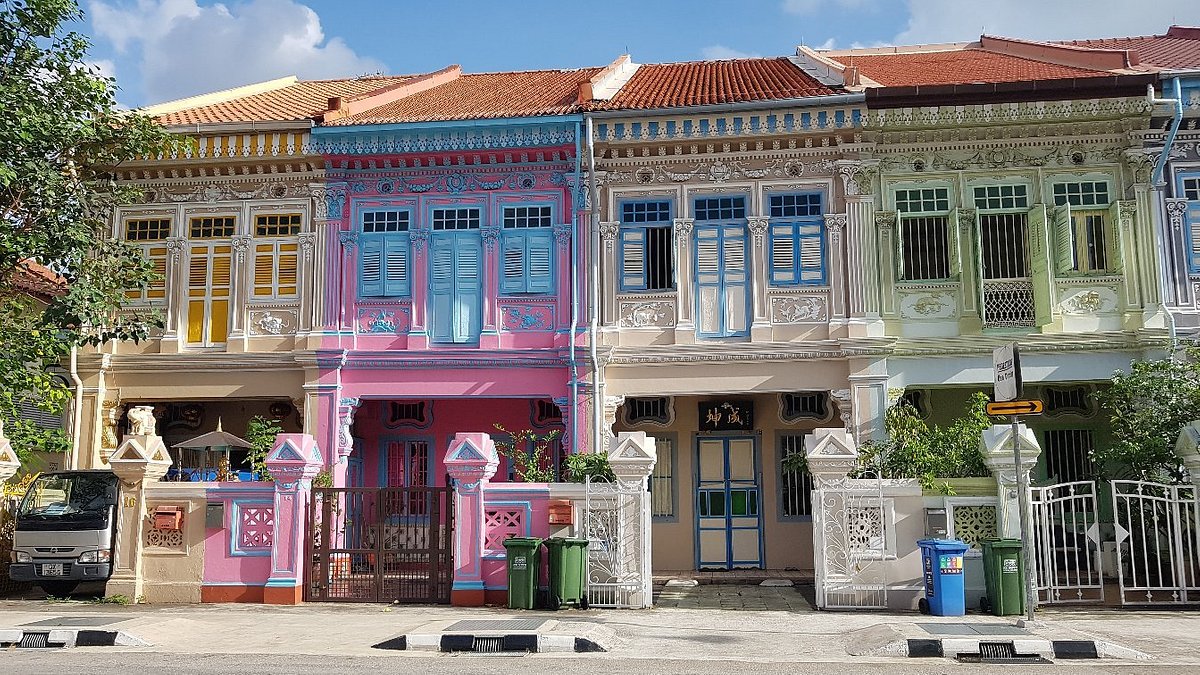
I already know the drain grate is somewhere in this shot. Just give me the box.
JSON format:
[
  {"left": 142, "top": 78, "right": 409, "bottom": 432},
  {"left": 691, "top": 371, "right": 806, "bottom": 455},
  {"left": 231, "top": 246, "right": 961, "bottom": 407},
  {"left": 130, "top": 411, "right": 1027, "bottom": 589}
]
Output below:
[
  {"left": 957, "top": 641, "right": 1052, "bottom": 665},
  {"left": 472, "top": 637, "right": 504, "bottom": 653},
  {"left": 18, "top": 632, "right": 51, "bottom": 649},
  {"left": 445, "top": 619, "right": 547, "bottom": 632}
]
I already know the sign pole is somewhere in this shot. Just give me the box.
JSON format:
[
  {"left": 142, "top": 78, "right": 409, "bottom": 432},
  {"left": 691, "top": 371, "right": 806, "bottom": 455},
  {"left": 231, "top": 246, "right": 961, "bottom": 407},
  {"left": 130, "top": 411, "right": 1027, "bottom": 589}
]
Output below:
[{"left": 1011, "top": 413, "right": 1036, "bottom": 624}]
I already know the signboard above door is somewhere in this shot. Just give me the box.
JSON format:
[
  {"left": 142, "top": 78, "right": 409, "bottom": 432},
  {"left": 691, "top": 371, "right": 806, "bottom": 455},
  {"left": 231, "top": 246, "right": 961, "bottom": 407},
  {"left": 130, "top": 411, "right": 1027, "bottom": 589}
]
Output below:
[{"left": 699, "top": 400, "right": 754, "bottom": 431}]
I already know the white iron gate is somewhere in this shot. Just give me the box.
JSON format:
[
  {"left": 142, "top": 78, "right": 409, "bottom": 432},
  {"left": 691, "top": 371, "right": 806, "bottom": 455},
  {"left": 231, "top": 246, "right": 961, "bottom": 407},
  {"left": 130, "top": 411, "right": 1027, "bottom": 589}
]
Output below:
[
  {"left": 583, "top": 476, "right": 652, "bottom": 608},
  {"left": 1029, "top": 480, "right": 1104, "bottom": 604},
  {"left": 1111, "top": 480, "right": 1200, "bottom": 605},
  {"left": 811, "top": 476, "right": 888, "bottom": 609}
]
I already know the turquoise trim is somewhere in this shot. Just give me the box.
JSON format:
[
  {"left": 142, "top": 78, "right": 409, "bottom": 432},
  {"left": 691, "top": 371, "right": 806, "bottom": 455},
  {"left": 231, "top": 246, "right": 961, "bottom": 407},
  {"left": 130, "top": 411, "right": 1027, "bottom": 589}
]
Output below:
[{"left": 314, "top": 114, "right": 582, "bottom": 135}]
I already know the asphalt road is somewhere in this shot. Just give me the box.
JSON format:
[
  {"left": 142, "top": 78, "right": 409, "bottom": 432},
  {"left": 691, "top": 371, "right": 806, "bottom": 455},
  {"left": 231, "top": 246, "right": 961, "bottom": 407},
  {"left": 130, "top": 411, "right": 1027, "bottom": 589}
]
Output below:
[{"left": 4, "top": 651, "right": 1200, "bottom": 675}]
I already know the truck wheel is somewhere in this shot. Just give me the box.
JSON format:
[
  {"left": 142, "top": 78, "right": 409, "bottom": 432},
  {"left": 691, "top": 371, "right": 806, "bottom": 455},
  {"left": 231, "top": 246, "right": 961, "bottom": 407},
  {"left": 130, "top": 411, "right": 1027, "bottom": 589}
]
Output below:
[{"left": 40, "top": 581, "right": 78, "bottom": 598}]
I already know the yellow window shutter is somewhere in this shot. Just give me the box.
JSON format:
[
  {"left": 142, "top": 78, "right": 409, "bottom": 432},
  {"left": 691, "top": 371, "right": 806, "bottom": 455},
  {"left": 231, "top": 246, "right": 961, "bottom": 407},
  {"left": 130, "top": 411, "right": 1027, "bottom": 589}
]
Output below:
[
  {"left": 188, "top": 249, "right": 208, "bottom": 298},
  {"left": 210, "top": 299, "right": 229, "bottom": 343},
  {"left": 254, "top": 247, "right": 274, "bottom": 296}
]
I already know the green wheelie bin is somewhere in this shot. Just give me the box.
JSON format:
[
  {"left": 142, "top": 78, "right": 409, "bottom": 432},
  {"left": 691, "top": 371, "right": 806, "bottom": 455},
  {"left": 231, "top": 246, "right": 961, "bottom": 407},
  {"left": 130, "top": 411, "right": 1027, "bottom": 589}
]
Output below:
[
  {"left": 545, "top": 537, "right": 589, "bottom": 609},
  {"left": 503, "top": 537, "right": 543, "bottom": 610},
  {"left": 980, "top": 537, "right": 1026, "bottom": 616}
]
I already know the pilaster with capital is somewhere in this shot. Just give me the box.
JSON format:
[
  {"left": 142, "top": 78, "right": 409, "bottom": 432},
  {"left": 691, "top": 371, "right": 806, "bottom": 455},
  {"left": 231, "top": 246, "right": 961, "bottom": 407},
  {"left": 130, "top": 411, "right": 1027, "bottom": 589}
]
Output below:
[
  {"left": 954, "top": 207, "right": 981, "bottom": 328},
  {"left": 408, "top": 229, "right": 430, "bottom": 340},
  {"left": 747, "top": 215, "right": 771, "bottom": 335},
  {"left": 1165, "top": 198, "right": 1192, "bottom": 306},
  {"left": 297, "top": 232, "right": 317, "bottom": 334},
  {"left": 875, "top": 211, "right": 898, "bottom": 317},
  {"left": 835, "top": 160, "right": 881, "bottom": 334},
  {"left": 227, "top": 234, "right": 253, "bottom": 347},
  {"left": 336, "top": 230, "right": 358, "bottom": 333},
  {"left": 824, "top": 213, "right": 849, "bottom": 324},
  {"left": 162, "top": 237, "right": 187, "bottom": 349},
  {"left": 599, "top": 221, "right": 620, "bottom": 326},
  {"left": 673, "top": 218, "right": 695, "bottom": 337}
]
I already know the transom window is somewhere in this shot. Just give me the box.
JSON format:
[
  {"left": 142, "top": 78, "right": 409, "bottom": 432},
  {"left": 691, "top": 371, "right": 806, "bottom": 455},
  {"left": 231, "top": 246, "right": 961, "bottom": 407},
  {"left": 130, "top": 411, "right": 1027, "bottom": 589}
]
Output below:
[
  {"left": 125, "top": 218, "right": 170, "bottom": 241},
  {"left": 255, "top": 213, "right": 301, "bottom": 237},
  {"left": 1183, "top": 176, "right": 1200, "bottom": 200},
  {"left": 694, "top": 196, "right": 746, "bottom": 221},
  {"left": 503, "top": 205, "right": 552, "bottom": 228},
  {"left": 619, "top": 200, "right": 674, "bottom": 292},
  {"left": 623, "top": 397, "right": 671, "bottom": 426},
  {"left": 432, "top": 208, "right": 480, "bottom": 230},
  {"left": 769, "top": 193, "right": 821, "bottom": 218},
  {"left": 895, "top": 187, "right": 949, "bottom": 214},
  {"left": 1044, "top": 386, "right": 1095, "bottom": 416},
  {"left": 781, "top": 392, "right": 829, "bottom": 422},
  {"left": 973, "top": 184, "right": 1029, "bottom": 210},
  {"left": 362, "top": 210, "right": 409, "bottom": 233},
  {"left": 189, "top": 216, "right": 235, "bottom": 239},
  {"left": 1053, "top": 181, "right": 1110, "bottom": 207}
]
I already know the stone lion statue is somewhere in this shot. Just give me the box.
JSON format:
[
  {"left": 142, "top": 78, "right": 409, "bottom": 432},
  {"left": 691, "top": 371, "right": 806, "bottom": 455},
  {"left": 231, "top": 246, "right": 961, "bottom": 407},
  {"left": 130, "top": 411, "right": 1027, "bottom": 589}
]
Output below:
[{"left": 127, "top": 406, "right": 158, "bottom": 436}]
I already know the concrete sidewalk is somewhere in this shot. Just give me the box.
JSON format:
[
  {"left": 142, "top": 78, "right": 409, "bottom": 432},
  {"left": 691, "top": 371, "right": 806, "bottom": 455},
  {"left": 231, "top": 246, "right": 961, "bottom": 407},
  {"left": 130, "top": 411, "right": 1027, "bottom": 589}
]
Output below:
[{"left": 0, "top": 597, "right": 1197, "bottom": 666}]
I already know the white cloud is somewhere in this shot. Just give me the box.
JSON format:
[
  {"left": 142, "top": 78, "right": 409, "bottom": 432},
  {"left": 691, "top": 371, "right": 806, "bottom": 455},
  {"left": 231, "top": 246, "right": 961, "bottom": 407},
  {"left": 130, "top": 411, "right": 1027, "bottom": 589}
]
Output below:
[
  {"left": 781, "top": 0, "right": 869, "bottom": 14},
  {"left": 893, "top": 0, "right": 1196, "bottom": 44},
  {"left": 87, "top": 0, "right": 385, "bottom": 104},
  {"left": 700, "top": 45, "right": 763, "bottom": 60},
  {"left": 88, "top": 59, "right": 117, "bottom": 79}
]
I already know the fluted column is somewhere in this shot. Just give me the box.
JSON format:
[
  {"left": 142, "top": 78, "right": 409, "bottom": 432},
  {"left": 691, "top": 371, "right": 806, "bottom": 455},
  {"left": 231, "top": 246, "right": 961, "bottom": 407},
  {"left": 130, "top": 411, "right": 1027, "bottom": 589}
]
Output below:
[{"left": 836, "top": 161, "right": 881, "bottom": 337}]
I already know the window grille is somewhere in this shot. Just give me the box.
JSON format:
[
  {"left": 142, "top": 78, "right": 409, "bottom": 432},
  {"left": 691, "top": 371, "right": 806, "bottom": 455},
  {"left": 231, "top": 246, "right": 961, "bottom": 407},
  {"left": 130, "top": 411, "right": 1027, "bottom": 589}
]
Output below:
[
  {"left": 900, "top": 216, "right": 951, "bottom": 280},
  {"left": 895, "top": 187, "right": 949, "bottom": 214},
  {"left": 432, "top": 208, "right": 481, "bottom": 230},
  {"left": 1078, "top": 212, "right": 1107, "bottom": 272},
  {"left": 189, "top": 216, "right": 235, "bottom": 239},
  {"left": 125, "top": 218, "right": 170, "bottom": 241},
  {"left": 779, "top": 435, "right": 813, "bottom": 518},
  {"left": 1044, "top": 386, "right": 1093, "bottom": 416},
  {"left": 619, "top": 201, "right": 674, "bottom": 291},
  {"left": 694, "top": 196, "right": 746, "bottom": 221},
  {"left": 1052, "top": 181, "right": 1110, "bottom": 208},
  {"left": 386, "top": 401, "right": 430, "bottom": 427},
  {"left": 503, "top": 205, "right": 552, "bottom": 228},
  {"left": 649, "top": 437, "right": 674, "bottom": 517},
  {"left": 1043, "top": 429, "right": 1096, "bottom": 483},
  {"left": 254, "top": 213, "right": 301, "bottom": 237},
  {"left": 623, "top": 397, "right": 671, "bottom": 425},
  {"left": 362, "top": 210, "right": 409, "bottom": 233},
  {"left": 781, "top": 392, "right": 828, "bottom": 422},
  {"left": 532, "top": 399, "right": 563, "bottom": 427},
  {"left": 979, "top": 213, "right": 1029, "bottom": 279},
  {"left": 973, "top": 185, "right": 1029, "bottom": 210}
]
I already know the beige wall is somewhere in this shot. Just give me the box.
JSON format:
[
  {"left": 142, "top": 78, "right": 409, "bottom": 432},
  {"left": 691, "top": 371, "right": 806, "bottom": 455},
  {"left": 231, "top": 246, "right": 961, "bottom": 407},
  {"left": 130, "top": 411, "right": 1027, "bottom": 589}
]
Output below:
[
  {"left": 142, "top": 483, "right": 207, "bottom": 603},
  {"left": 617, "top": 392, "right": 842, "bottom": 572}
]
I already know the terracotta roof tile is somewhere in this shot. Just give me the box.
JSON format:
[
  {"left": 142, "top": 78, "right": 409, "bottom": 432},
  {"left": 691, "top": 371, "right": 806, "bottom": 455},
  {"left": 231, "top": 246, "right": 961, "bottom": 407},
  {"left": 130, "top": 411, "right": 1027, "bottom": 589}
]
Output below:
[
  {"left": 10, "top": 261, "right": 64, "bottom": 300},
  {"left": 155, "top": 76, "right": 418, "bottom": 126},
  {"left": 832, "top": 48, "right": 1107, "bottom": 87},
  {"left": 1061, "top": 30, "right": 1200, "bottom": 69},
  {"left": 594, "top": 58, "right": 839, "bottom": 110},
  {"left": 325, "top": 68, "right": 601, "bottom": 125}
]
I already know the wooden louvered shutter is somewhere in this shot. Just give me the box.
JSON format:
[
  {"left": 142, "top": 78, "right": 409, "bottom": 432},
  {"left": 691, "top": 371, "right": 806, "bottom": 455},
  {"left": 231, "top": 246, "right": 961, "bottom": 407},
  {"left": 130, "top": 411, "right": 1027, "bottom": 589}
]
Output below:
[
  {"left": 1052, "top": 204, "right": 1076, "bottom": 274},
  {"left": 383, "top": 236, "right": 409, "bottom": 296},
  {"left": 277, "top": 243, "right": 298, "bottom": 296},
  {"left": 721, "top": 225, "right": 748, "bottom": 335},
  {"left": 429, "top": 237, "right": 455, "bottom": 342},
  {"left": 798, "top": 221, "right": 825, "bottom": 284},
  {"left": 620, "top": 228, "right": 646, "bottom": 290},
  {"left": 525, "top": 230, "right": 554, "bottom": 294},
  {"left": 360, "top": 238, "right": 383, "bottom": 296},
  {"left": 453, "top": 236, "right": 482, "bottom": 343},
  {"left": 500, "top": 234, "right": 525, "bottom": 295},
  {"left": 770, "top": 223, "right": 796, "bottom": 285}
]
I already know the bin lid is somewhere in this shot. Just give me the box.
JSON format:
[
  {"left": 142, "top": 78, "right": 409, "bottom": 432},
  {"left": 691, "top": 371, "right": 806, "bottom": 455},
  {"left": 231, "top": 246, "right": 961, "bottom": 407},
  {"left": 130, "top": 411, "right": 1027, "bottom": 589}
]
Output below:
[
  {"left": 981, "top": 537, "right": 1023, "bottom": 548},
  {"left": 917, "top": 538, "right": 971, "bottom": 552},
  {"left": 502, "top": 537, "right": 544, "bottom": 548},
  {"left": 547, "top": 537, "right": 589, "bottom": 546}
]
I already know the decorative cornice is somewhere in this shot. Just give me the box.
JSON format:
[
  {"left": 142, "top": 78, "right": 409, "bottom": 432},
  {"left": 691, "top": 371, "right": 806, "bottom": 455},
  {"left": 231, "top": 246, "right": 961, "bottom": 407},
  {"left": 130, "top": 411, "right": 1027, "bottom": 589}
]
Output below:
[
  {"left": 867, "top": 97, "right": 1150, "bottom": 132},
  {"left": 312, "top": 122, "right": 578, "bottom": 156},
  {"left": 594, "top": 106, "right": 864, "bottom": 143}
]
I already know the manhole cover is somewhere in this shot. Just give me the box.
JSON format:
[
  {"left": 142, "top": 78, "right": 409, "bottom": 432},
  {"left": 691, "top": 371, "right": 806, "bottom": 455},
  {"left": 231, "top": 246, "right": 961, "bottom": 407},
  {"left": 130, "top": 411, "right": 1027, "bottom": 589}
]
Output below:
[
  {"left": 444, "top": 619, "right": 548, "bottom": 632},
  {"left": 22, "top": 616, "right": 129, "bottom": 627}
]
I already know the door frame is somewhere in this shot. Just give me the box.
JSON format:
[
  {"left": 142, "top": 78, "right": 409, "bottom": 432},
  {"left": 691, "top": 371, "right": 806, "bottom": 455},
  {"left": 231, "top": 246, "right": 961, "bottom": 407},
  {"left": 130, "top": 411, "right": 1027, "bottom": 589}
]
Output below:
[{"left": 693, "top": 433, "right": 764, "bottom": 570}]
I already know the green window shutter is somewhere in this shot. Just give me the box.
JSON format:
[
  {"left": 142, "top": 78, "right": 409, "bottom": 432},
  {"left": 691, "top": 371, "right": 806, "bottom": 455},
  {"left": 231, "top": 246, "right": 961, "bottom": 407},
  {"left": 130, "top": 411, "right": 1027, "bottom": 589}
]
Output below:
[
  {"left": 360, "top": 237, "right": 383, "bottom": 296},
  {"left": 1052, "top": 204, "right": 1077, "bottom": 274}
]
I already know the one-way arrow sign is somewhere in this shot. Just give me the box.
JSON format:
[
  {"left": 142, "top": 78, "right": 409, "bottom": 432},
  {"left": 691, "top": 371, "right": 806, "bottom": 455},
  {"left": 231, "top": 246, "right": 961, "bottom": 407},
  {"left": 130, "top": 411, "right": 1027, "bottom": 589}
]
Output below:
[{"left": 985, "top": 399, "right": 1044, "bottom": 416}]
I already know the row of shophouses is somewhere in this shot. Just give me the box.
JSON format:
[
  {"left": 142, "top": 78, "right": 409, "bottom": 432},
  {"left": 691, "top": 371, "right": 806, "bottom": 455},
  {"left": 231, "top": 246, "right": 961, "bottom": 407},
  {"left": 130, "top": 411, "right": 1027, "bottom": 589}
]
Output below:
[{"left": 67, "top": 27, "right": 1200, "bottom": 574}]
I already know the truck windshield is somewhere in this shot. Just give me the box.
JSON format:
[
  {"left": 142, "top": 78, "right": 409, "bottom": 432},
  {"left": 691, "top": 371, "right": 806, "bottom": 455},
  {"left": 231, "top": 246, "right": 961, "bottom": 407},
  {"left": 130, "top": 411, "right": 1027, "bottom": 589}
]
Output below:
[{"left": 17, "top": 473, "right": 118, "bottom": 521}]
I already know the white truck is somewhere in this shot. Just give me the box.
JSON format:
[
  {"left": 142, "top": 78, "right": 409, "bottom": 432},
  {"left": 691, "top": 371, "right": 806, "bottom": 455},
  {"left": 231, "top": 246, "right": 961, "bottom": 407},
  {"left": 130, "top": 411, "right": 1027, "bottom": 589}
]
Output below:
[{"left": 8, "top": 470, "right": 119, "bottom": 597}]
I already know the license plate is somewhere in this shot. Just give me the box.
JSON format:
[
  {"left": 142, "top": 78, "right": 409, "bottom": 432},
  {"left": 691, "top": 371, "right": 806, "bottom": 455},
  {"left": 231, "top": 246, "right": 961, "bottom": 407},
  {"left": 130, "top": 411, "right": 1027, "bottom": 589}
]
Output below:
[{"left": 42, "top": 564, "right": 64, "bottom": 576}]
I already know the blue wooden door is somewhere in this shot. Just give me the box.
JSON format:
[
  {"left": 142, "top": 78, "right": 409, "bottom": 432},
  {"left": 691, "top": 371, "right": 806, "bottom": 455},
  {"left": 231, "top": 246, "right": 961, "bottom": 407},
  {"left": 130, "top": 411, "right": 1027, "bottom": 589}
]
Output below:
[
  {"left": 696, "top": 436, "right": 762, "bottom": 569},
  {"left": 430, "top": 232, "right": 483, "bottom": 344},
  {"left": 695, "top": 224, "right": 750, "bottom": 338}
]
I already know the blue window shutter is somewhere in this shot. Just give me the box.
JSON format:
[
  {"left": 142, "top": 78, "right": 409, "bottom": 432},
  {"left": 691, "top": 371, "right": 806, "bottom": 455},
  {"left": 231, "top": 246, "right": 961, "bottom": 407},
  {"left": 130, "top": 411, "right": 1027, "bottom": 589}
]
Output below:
[
  {"left": 1188, "top": 204, "right": 1200, "bottom": 274},
  {"left": 429, "top": 237, "right": 454, "bottom": 342},
  {"left": 360, "top": 237, "right": 383, "bottom": 296},
  {"left": 620, "top": 228, "right": 646, "bottom": 290},
  {"left": 720, "top": 225, "right": 749, "bottom": 336},
  {"left": 525, "top": 230, "right": 554, "bottom": 294},
  {"left": 798, "top": 221, "right": 825, "bottom": 284},
  {"left": 383, "top": 236, "right": 409, "bottom": 296},
  {"left": 500, "top": 233, "right": 525, "bottom": 295},
  {"left": 453, "top": 236, "right": 483, "bottom": 343},
  {"left": 769, "top": 223, "right": 797, "bottom": 285}
]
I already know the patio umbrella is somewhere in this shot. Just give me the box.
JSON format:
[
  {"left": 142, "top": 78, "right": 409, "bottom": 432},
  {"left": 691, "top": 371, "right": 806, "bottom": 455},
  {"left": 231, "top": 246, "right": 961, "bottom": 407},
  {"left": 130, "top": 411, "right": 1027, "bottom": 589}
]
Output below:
[{"left": 172, "top": 419, "right": 252, "bottom": 481}]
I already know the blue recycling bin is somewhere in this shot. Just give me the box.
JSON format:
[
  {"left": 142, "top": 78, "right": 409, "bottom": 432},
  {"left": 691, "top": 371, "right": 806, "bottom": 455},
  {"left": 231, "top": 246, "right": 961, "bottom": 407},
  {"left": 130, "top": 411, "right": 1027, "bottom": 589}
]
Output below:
[{"left": 917, "top": 538, "right": 970, "bottom": 616}]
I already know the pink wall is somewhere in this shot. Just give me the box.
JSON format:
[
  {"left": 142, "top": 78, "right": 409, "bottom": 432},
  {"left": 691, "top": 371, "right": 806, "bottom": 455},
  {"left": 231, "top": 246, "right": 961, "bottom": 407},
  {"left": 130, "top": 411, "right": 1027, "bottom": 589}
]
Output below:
[
  {"left": 480, "top": 483, "right": 551, "bottom": 591},
  {"left": 202, "top": 483, "right": 276, "bottom": 587}
]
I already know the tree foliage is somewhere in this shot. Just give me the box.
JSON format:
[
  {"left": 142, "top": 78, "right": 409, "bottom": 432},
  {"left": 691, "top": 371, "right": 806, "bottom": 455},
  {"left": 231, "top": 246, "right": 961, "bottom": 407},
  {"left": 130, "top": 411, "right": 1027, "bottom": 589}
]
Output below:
[
  {"left": 1093, "top": 348, "right": 1198, "bottom": 483},
  {"left": 493, "top": 424, "right": 562, "bottom": 483},
  {"left": 244, "top": 416, "right": 283, "bottom": 481},
  {"left": 855, "top": 392, "right": 993, "bottom": 492},
  {"left": 0, "top": 0, "right": 178, "bottom": 458}
]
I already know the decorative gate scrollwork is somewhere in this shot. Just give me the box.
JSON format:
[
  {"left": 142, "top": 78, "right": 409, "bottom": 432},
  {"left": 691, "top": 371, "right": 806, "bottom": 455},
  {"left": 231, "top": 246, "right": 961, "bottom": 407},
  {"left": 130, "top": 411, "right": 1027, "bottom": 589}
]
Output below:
[{"left": 583, "top": 476, "right": 652, "bottom": 609}]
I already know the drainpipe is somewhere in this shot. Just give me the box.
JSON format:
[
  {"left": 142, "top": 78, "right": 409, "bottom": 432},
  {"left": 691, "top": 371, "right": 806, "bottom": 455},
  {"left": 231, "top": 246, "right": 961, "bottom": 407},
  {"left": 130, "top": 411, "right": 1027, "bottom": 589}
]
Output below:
[
  {"left": 586, "top": 116, "right": 603, "bottom": 456},
  {"left": 1149, "top": 78, "right": 1184, "bottom": 354},
  {"left": 568, "top": 121, "right": 582, "bottom": 455},
  {"left": 69, "top": 345, "right": 83, "bottom": 470}
]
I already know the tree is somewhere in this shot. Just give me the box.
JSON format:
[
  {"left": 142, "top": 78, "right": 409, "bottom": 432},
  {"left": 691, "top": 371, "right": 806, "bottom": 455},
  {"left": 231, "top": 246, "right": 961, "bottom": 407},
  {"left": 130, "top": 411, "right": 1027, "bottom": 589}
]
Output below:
[
  {"left": 0, "top": 0, "right": 178, "bottom": 459},
  {"left": 1093, "top": 347, "right": 1198, "bottom": 483}
]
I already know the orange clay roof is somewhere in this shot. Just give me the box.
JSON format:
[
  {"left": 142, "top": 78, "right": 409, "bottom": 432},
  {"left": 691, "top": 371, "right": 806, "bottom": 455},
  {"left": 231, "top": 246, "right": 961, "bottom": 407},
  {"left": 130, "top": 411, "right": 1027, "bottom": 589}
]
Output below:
[
  {"left": 324, "top": 68, "right": 602, "bottom": 125},
  {"left": 1061, "top": 28, "right": 1200, "bottom": 69},
  {"left": 11, "top": 261, "right": 65, "bottom": 300},
  {"left": 154, "top": 76, "right": 418, "bottom": 126},
  {"left": 592, "top": 58, "right": 839, "bottom": 110},
  {"left": 830, "top": 48, "right": 1108, "bottom": 87}
]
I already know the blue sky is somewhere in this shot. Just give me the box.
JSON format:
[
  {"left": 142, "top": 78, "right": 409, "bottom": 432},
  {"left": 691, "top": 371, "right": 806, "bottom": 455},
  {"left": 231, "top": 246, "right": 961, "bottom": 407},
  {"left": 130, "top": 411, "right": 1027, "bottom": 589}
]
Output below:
[{"left": 77, "top": 0, "right": 1198, "bottom": 108}]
